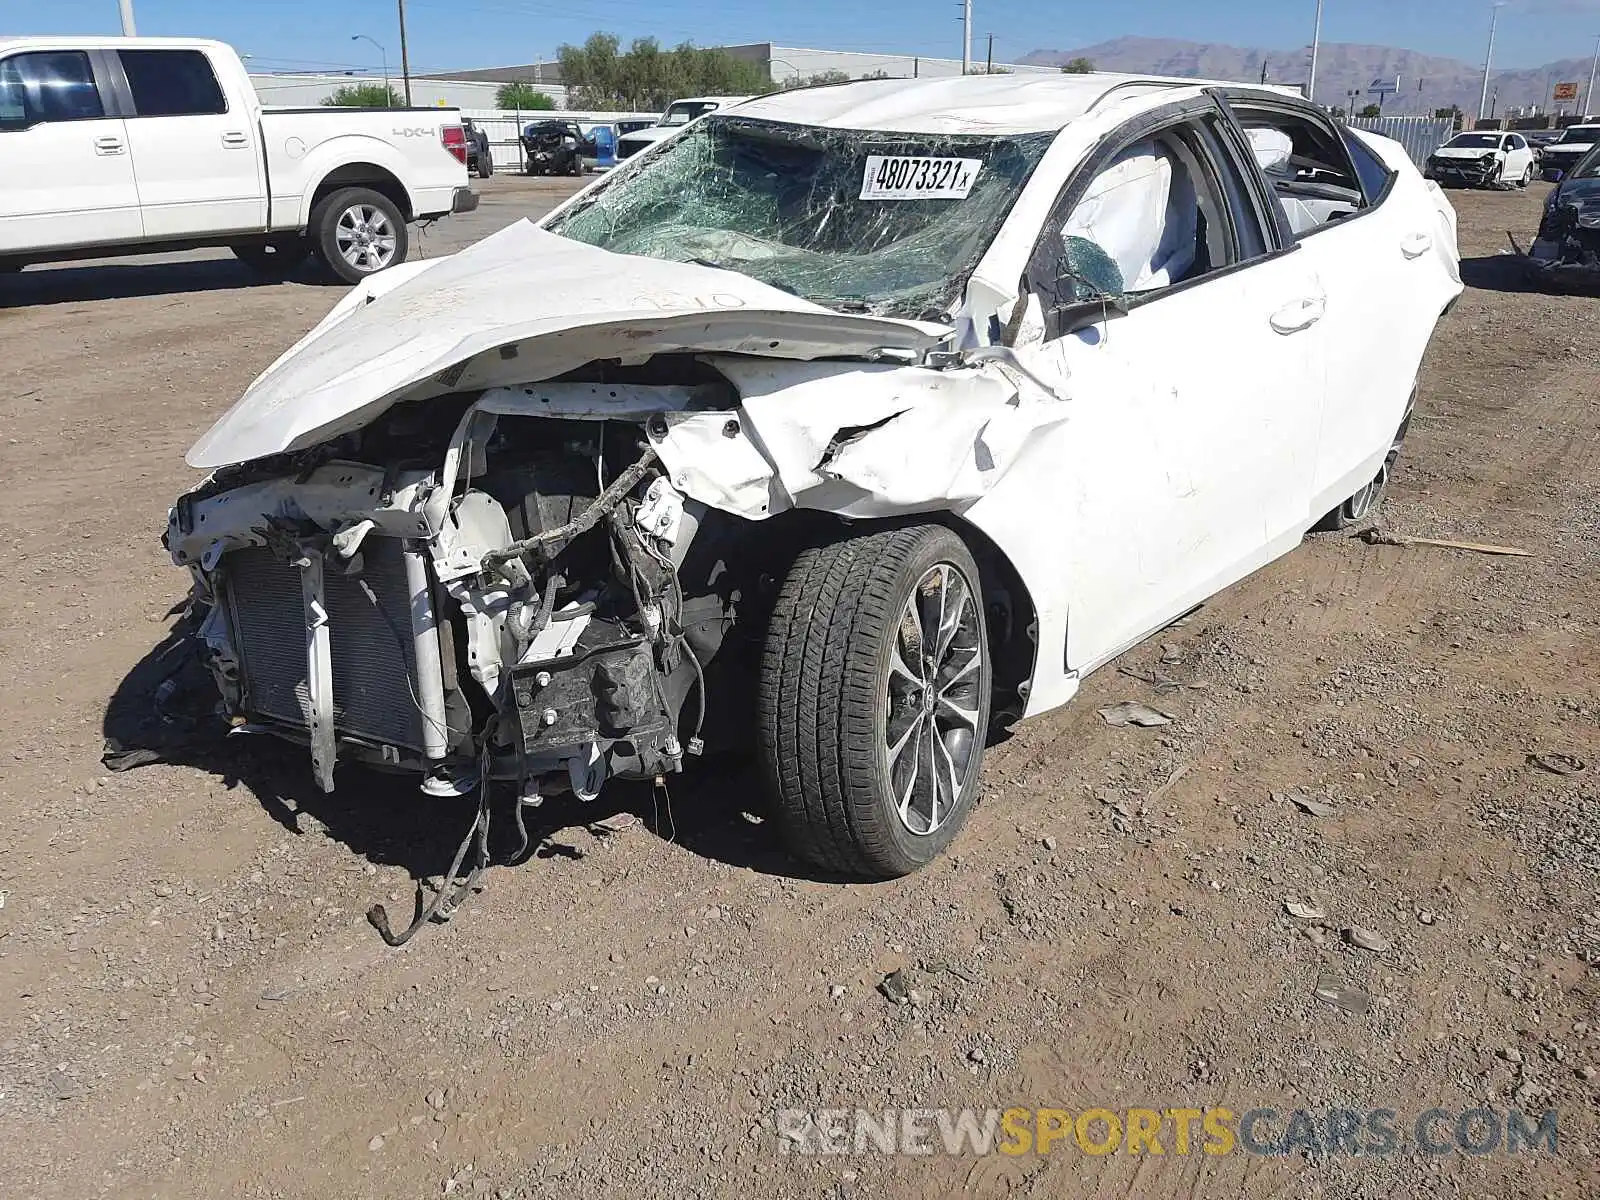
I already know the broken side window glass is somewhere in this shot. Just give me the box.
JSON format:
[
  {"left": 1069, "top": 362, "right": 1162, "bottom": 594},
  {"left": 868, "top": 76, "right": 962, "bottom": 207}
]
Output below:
[{"left": 547, "top": 115, "right": 1054, "bottom": 321}]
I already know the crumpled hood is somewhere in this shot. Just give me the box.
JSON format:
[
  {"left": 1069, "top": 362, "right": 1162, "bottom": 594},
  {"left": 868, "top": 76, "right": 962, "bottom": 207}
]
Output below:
[{"left": 187, "top": 222, "right": 947, "bottom": 469}]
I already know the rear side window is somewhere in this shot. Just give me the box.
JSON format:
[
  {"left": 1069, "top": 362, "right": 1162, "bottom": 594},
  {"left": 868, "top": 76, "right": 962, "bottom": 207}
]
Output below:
[
  {"left": 0, "top": 51, "right": 104, "bottom": 125},
  {"left": 1340, "top": 129, "right": 1396, "bottom": 204},
  {"left": 120, "top": 49, "right": 227, "bottom": 117}
]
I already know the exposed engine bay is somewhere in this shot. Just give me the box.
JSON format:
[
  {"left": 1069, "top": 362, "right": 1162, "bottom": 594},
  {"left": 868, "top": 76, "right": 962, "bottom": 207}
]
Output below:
[{"left": 166, "top": 356, "right": 800, "bottom": 806}]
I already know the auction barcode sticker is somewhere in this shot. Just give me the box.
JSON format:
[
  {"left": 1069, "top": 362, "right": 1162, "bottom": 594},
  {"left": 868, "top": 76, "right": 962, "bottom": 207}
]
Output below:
[{"left": 860, "top": 156, "right": 983, "bottom": 200}]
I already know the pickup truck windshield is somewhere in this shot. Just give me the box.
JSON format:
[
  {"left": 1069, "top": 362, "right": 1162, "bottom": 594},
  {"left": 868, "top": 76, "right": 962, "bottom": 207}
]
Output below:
[
  {"left": 1560, "top": 126, "right": 1600, "bottom": 143},
  {"left": 548, "top": 116, "right": 1054, "bottom": 319},
  {"left": 660, "top": 101, "right": 718, "bottom": 127}
]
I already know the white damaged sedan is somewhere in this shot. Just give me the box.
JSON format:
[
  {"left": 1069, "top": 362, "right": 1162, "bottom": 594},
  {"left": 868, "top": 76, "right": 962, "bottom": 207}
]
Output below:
[{"left": 168, "top": 75, "right": 1462, "bottom": 880}]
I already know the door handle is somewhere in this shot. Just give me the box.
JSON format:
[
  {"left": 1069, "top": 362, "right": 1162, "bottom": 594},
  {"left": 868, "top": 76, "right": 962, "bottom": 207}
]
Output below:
[
  {"left": 93, "top": 136, "right": 125, "bottom": 155},
  {"left": 1401, "top": 231, "right": 1433, "bottom": 259},
  {"left": 221, "top": 131, "right": 250, "bottom": 149},
  {"left": 1270, "top": 295, "right": 1326, "bottom": 335}
]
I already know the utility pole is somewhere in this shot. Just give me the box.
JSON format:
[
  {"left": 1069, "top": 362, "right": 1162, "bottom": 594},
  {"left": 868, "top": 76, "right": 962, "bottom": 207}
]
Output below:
[
  {"left": 1586, "top": 34, "right": 1600, "bottom": 119},
  {"left": 1307, "top": 0, "right": 1324, "bottom": 103},
  {"left": 397, "top": 0, "right": 413, "bottom": 106},
  {"left": 961, "top": 0, "right": 972, "bottom": 76},
  {"left": 1478, "top": 2, "right": 1506, "bottom": 122},
  {"left": 1260, "top": 57, "right": 1270, "bottom": 85},
  {"left": 118, "top": 0, "right": 137, "bottom": 36},
  {"left": 985, "top": 33, "right": 993, "bottom": 75}
]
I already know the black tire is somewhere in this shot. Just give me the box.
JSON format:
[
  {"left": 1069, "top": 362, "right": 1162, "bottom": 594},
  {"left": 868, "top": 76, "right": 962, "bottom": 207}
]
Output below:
[
  {"left": 232, "top": 238, "right": 308, "bottom": 278},
  {"left": 758, "top": 524, "right": 992, "bottom": 880},
  {"left": 480, "top": 152, "right": 493, "bottom": 178},
  {"left": 1313, "top": 400, "right": 1413, "bottom": 532},
  {"left": 308, "top": 186, "right": 408, "bottom": 285}
]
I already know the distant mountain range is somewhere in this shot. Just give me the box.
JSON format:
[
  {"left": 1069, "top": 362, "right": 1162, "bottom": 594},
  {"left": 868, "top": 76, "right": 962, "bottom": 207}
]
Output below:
[{"left": 1021, "top": 37, "right": 1598, "bottom": 116}]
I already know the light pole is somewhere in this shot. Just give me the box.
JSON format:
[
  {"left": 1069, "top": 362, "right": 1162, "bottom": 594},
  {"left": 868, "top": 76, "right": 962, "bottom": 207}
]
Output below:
[
  {"left": 1478, "top": 2, "right": 1507, "bottom": 123},
  {"left": 351, "top": 35, "right": 390, "bottom": 103},
  {"left": 961, "top": 0, "right": 972, "bottom": 75},
  {"left": 1308, "top": 0, "right": 1324, "bottom": 103},
  {"left": 118, "top": 0, "right": 137, "bottom": 35},
  {"left": 1585, "top": 33, "right": 1600, "bottom": 119},
  {"left": 397, "top": 0, "right": 413, "bottom": 106}
]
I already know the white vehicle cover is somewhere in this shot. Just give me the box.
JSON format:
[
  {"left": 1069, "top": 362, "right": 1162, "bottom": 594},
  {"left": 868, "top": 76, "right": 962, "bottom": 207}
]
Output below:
[{"left": 1062, "top": 140, "right": 1197, "bottom": 292}]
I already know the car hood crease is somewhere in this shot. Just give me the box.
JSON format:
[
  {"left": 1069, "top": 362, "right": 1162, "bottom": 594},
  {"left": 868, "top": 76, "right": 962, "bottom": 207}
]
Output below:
[{"left": 187, "top": 222, "right": 948, "bottom": 469}]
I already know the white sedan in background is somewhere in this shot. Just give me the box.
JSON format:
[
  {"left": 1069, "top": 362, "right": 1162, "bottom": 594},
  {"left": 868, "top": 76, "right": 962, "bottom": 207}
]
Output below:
[
  {"left": 1424, "top": 130, "right": 1537, "bottom": 189},
  {"left": 168, "top": 75, "right": 1462, "bottom": 886}
]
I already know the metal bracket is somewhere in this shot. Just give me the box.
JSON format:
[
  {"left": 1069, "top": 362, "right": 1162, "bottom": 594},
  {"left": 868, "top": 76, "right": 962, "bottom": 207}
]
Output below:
[{"left": 297, "top": 551, "right": 337, "bottom": 793}]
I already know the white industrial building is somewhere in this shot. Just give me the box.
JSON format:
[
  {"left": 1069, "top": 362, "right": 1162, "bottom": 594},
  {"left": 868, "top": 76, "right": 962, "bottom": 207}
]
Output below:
[{"left": 248, "top": 41, "right": 1054, "bottom": 112}]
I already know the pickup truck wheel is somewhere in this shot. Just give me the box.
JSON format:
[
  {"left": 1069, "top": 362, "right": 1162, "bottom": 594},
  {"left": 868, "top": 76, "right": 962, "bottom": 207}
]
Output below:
[
  {"left": 232, "top": 239, "right": 307, "bottom": 278},
  {"left": 758, "top": 525, "right": 992, "bottom": 880},
  {"left": 310, "top": 187, "right": 407, "bottom": 284}
]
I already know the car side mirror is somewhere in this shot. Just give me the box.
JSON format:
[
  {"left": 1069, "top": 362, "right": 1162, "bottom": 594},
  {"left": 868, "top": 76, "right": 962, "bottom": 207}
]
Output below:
[{"left": 1046, "top": 293, "right": 1130, "bottom": 339}]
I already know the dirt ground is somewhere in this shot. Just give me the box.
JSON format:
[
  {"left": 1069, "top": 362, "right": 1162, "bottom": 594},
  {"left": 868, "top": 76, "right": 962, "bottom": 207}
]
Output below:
[{"left": 1, "top": 175, "right": 1596, "bottom": 1200}]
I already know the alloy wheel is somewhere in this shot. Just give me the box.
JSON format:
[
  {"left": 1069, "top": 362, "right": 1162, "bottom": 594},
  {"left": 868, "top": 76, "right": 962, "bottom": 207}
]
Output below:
[
  {"left": 883, "top": 562, "right": 985, "bottom": 836},
  {"left": 335, "top": 204, "right": 398, "bottom": 273}
]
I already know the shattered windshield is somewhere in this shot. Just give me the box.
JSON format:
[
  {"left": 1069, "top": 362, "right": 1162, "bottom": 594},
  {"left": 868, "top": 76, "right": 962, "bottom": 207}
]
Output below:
[{"left": 546, "top": 115, "right": 1054, "bottom": 319}]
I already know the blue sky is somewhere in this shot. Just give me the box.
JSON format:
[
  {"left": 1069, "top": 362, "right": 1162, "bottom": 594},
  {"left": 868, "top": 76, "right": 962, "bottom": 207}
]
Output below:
[{"left": 14, "top": 0, "right": 1600, "bottom": 74}]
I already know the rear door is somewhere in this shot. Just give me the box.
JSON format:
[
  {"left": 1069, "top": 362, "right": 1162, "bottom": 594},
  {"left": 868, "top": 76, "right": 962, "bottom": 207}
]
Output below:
[
  {"left": 974, "top": 97, "right": 1328, "bottom": 675},
  {"left": 113, "top": 46, "right": 266, "bottom": 237},
  {"left": 1223, "top": 93, "right": 1437, "bottom": 520},
  {"left": 0, "top": 47, "right": 142, "bottom": 253}
]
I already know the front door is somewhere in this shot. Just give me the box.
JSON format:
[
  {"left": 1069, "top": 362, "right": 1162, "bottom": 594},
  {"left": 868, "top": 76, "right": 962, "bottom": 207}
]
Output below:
[
  {"left": 0, "top": 48, "right": 142, "bottom": 254},
  {"left": 966, "top": 102, "right": 1327, "bottom": 684}
]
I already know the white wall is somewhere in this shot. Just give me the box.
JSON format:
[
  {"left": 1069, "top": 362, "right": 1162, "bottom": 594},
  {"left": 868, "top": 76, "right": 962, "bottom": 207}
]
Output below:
[
  {"left": 248, "top": 72, "right": 568, "bottom": 110},
  {"left": 762, "top": 44, "right": 1059, "bottom": 83}
]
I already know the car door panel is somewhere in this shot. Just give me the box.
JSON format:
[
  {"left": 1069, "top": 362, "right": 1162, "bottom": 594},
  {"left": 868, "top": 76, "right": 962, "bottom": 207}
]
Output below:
[
  {"left": 965, "top": 101, "right": 1327, "bottom": 689},
  {"left": 0, "top": 48, "right": 141, "bottom": 253},
  {"left": 116, "top": 47, "right": 266, "bottom": 237},
  {"left": 971, "top": 250, "right": 1325, "bottom": 682}
]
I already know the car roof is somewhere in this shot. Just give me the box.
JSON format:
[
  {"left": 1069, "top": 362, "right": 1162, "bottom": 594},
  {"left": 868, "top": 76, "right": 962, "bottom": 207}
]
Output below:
[
  {"left": 728, "top": 72, "right": 1280, "bottom": 135},
  {"left": 668, "top": 96, "right": 755, "bottom": 106},
  {"left": 0, "top": 35, "right": 231, "bottom": 53}
]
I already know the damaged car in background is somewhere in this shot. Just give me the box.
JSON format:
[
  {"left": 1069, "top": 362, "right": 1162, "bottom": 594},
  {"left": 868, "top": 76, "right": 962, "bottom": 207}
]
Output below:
[
  {"left": 164, "top": 74, "right": 1463, "bottom": 903},
  {"left": 1517, "top": 143, "right": 1600, "bottom": 290}
]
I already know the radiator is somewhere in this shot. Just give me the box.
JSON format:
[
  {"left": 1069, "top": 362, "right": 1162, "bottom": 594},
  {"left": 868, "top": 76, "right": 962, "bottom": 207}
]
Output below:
[{"left": 224, "top": 539, "right": 426, "bottom": 752}]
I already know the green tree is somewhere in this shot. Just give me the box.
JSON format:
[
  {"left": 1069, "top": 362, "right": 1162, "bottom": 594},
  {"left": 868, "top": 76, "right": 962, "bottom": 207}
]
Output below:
[
  {"left": 1358, "top": 103, "right": 1382, "bottom": 118},
  {"left": 558, "top": 32, "right": 771, "bottom": 109},
  {"left": 1060, "top": 57, "right": 1095, "bottom": 74},
  {"left": 321, "top": 82, "right": 400, "bottom": 107},
  {"left": 1433, "top": 104, "right": 1463, "bottom": 120},
  {"left": 495, "top": 81, "right": 556, "bottom": 110}
]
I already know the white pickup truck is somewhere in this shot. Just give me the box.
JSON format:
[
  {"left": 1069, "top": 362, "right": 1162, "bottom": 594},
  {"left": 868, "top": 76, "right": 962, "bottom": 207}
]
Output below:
[{"left": 0, "top": 36, "right": 477, "bottom": 282}]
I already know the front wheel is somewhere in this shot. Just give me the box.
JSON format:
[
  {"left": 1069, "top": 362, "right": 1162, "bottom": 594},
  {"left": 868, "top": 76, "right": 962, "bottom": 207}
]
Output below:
[
  {"left": 758, "top": 525, "right": 992, "bottom": 880},
  {"left": 308, "top": 186, "right": 408, "bottom": 284}
]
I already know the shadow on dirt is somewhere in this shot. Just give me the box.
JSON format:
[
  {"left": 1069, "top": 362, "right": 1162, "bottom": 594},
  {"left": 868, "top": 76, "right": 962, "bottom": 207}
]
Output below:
[
  {"left": 1458, "top": 252, "right": 1541, "bottom": 294},
  {"left": 102, "top": 622, "right": 846, "bottom": 891},
  {"left": 0, "top": 256, "right": 332, "bottom": 309}
]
